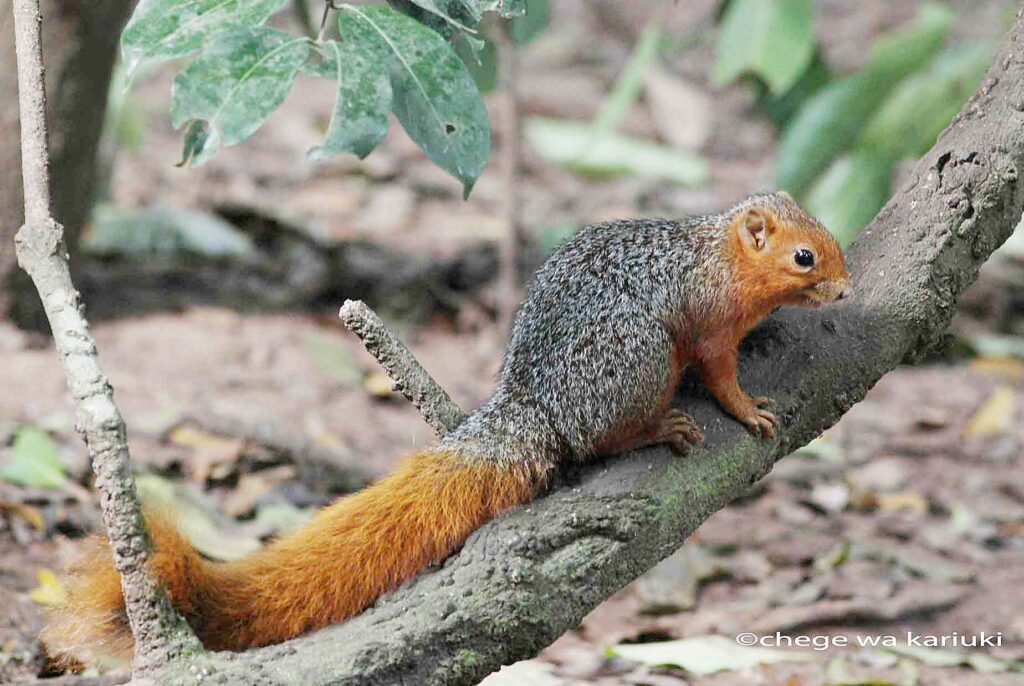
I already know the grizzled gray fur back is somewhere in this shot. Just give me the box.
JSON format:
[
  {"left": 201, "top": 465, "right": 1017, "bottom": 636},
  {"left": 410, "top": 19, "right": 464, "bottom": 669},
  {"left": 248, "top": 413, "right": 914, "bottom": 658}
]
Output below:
[{"left": 441, "top": 213, "right": 737, "bottom": 467}]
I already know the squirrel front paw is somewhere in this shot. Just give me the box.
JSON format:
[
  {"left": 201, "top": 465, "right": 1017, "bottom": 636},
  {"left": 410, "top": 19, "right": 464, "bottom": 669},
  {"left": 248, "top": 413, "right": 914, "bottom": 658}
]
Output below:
[{"left": 742, "top": 396, "right": 778, "bottom": 438}]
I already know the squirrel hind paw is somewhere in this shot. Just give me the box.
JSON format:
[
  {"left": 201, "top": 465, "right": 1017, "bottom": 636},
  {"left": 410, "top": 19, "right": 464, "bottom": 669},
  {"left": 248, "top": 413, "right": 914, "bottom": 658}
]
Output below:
[{"left": 655, "top": 409, "right": 705, "bottom": 455}]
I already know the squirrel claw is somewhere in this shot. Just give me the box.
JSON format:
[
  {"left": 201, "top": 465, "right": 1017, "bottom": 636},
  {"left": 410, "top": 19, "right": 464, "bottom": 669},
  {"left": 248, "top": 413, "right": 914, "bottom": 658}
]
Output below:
[
  {"left": 657, "top": 409, "right": 704, "bottom": 455},
  {"left": 744, "top": 407, "right": 778, "bottom": 438},
  {"left": 752, "top": 396, "right": 774, "bottom": 408}
]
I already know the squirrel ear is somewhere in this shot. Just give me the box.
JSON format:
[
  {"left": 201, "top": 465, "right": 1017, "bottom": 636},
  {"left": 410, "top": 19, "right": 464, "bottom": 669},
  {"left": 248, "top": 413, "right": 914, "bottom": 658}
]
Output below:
[{"left": 736, "top": 207, "right": 775, "bottom": 252}]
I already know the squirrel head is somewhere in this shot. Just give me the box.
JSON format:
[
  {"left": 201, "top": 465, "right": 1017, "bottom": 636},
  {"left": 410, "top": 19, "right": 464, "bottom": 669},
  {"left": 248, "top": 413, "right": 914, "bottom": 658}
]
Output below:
[{"left": 728, "top": 192, "right": 851, "bottom": 310}]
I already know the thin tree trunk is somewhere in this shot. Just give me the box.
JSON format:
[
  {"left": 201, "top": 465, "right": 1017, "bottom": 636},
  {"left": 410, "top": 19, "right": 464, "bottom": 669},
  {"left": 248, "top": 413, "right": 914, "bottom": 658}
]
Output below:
[
  {"left": 0, "top": 0, "right": 134, "bottom": 320},
  {"left": 11, "top": 0, "right": 199, "bottom": 676}
]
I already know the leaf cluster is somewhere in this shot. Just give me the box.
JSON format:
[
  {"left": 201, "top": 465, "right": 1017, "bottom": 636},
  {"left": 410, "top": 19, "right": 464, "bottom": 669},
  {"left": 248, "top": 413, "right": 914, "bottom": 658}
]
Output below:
[
  {"left": 713, "top": 2, "right": 994, "bottom": 243},
  {"left": 122, "top": 0, "right": 546, "bottom": 197}
]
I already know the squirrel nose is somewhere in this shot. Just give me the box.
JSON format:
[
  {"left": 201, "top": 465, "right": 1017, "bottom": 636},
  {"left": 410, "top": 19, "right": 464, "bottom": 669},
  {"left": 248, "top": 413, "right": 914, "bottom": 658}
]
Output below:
[{"left": 836, "top": 285, "right": 852, "bottom": 301}]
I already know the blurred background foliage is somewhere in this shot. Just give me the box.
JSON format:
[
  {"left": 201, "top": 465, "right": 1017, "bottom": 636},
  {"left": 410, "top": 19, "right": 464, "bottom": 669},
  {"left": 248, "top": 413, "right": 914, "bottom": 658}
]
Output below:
[{"left": 715, "top": 1, "right": 993, "bottom": 244}]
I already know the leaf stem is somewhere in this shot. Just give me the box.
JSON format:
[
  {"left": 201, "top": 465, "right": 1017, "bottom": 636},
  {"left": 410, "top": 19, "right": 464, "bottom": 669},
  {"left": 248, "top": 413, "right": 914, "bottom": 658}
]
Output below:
[{"left": 318, "top": 0, "right": 342, "bottom": 42}]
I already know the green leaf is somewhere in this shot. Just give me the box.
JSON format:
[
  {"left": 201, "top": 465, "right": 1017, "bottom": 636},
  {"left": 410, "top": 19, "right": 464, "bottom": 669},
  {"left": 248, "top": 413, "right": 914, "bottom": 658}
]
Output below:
[
  {"left": 712, "top": 0, "right": 814, "bottom": 95},
  {"left": 804, "top": 150, "right": 892, "bottom": 246},
  {"left": 83, "top": 203, "right": 256, "bottom": 259},
  {"left": 962, "top": 333, "right": 1024, "bottom": 360},
  {"left": 884, "top": 644, "right": 1018, "bottom": 673},
  {"left": 496, "top": 0, "right": 527, "bottom": 17},
  {"left": 338, "top": 5, "right": 490, "bottom": 197},
  {"left": 538, "top": 224, "right": 576, "bottom": 255},
  {"left": 308, "top": 40, "right": 392, "bottom": 160},
  {"left": 526, "top": 118, "right": 707, "bottom": 186},
  {"left": 470, "top": 0, "right": 526, "bottom": 19},
  {"left": 385, "top": 0, "right": 478, "bottom": 40},
  {"left": 609, "top": 635, "right": 815, "bottom": 676},
  {"left": 509, "top": 0, "right": 549, "bottom": 45},
  {"left": 825, "top": 654, "right": 910, "bottom": 686},
  {"left": 776, "top": 3, "right": 953, "bottom": 195},
  {"left": 592, "top": 20, "right": 662, "bottom": 133},
  {"left": 120, "top": 0, "right": 288, "bottom": 80},
  {"left": 859, "top": 42, "right": 995, "bottom": 161},
  {"left": 1, "top": 426, "right": 67, "bottom": 490},
  {"left": 177, "top": 119, "right": 213, "bottom": 167},
  {"left": 758, "top": 48, "right": 831, "bottom": 129},
  {"left": 794, "top": 435, "right": 845, "bottom": 462},
  {"left": 170, "top": 27, "right": 309, "bottom": 166},
  {"left": 253, "top": 502, "right": 315, "bottom": 534}
]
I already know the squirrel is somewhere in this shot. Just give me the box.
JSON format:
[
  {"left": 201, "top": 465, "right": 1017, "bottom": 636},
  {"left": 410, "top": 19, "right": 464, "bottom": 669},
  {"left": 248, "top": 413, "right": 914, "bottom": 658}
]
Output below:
[{"left": 45, "top": 191, "right": 850, "bottom": 659}]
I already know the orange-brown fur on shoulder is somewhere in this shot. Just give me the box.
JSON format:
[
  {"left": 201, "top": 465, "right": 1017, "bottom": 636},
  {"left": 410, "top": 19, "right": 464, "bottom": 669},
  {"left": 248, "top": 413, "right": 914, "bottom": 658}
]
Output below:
[
  {"left": 683, "top": 194, "right": 850, "bottom": 436},
  {"left": 45, "top": 450, "right": 543, "bottom": 657}
]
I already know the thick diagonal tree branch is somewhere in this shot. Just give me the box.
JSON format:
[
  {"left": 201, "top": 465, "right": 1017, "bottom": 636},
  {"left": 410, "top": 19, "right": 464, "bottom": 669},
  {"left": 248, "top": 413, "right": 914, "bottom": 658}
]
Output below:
[
  {"left": 10, "top": 0, "right": 199, "bottom": 677},
  {"left": 165, "top": 6, "right": 1024, "bottom": 685}
]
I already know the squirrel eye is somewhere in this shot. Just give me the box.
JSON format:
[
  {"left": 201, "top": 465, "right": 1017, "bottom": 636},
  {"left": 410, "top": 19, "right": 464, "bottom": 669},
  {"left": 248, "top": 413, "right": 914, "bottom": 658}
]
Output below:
[{"left": 794, "top": 249, "right": 815, "bottom": 268}]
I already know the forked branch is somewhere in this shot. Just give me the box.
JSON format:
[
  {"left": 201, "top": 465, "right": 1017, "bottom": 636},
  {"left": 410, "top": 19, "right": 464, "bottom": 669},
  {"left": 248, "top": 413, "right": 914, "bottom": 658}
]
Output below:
[{"left": 339, "top": 298, "right": 465, "bottom": 434}]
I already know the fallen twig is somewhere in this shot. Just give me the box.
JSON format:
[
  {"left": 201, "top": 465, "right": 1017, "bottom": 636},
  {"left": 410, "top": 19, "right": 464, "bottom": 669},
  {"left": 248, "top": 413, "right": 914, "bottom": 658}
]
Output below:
[
  {"left": 192, "top": 410, "right": 381, "bottom": 492},
  {"left": 750, "top": 582, "right": 967, "bottom": 634}
]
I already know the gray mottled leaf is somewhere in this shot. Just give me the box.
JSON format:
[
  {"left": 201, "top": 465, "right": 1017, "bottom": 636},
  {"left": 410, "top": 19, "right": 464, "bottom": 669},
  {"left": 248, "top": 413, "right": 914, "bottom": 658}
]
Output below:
[
  {"left": 170, "top": 27, "right": 309, "bottom": 166},
  {"left": 121, "top": 0, "right": 288, "bottom": 79},
  {"left": 309, "top": 40, "right": 392, "bottom": 160},
  {"left": 404, "top": 0, "right": 476, "bottom": 32},
  {"left": 339, "top": 5, "right": 490, "bottom": 196}
]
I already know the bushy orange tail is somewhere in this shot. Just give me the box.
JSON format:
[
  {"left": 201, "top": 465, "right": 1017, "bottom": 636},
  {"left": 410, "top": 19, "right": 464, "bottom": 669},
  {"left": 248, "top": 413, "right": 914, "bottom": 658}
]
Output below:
[{"left": 45, "top": 450, "right": 542, "bottom": 657}]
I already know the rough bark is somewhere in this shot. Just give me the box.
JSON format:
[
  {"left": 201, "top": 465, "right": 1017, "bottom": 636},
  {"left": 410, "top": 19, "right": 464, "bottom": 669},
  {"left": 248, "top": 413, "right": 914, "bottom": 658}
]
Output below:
[
  {"left": 10, "top": 0, "right": 198, "bottom": 678},
  {"left": 0, "top": 0, "right": 133, "bottom": 320},
  {"left": 130, "top": 5, "right": 1024, "bottom": 685}
]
